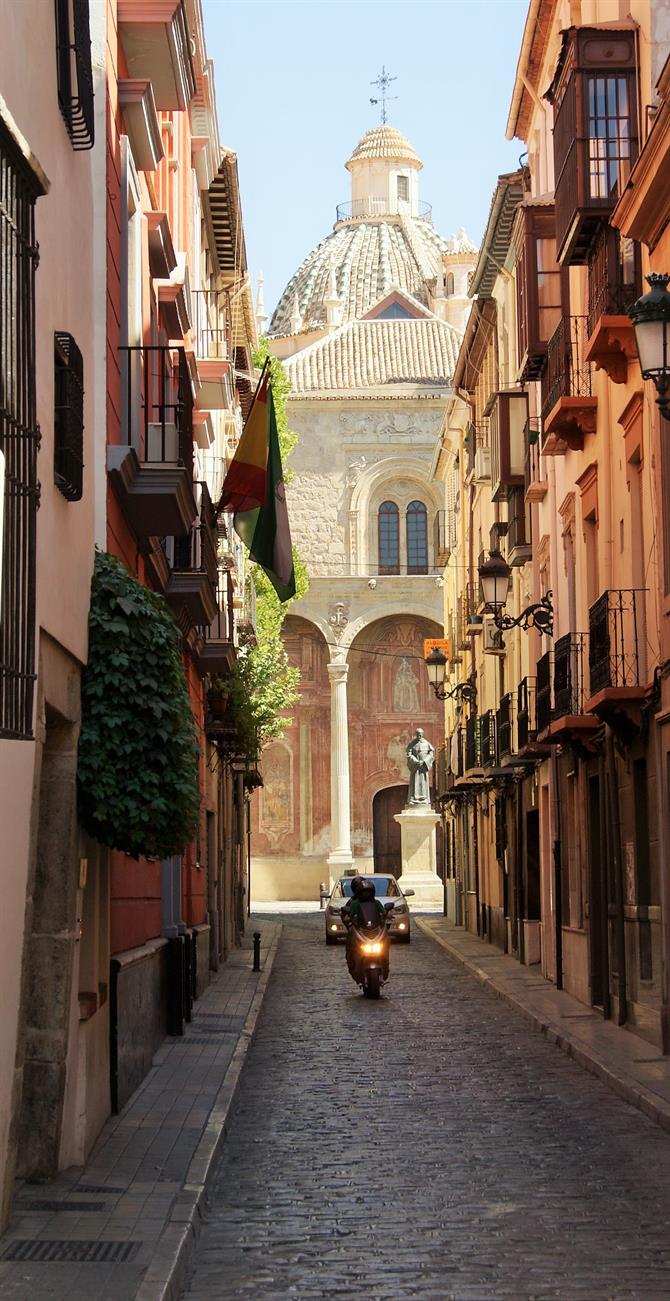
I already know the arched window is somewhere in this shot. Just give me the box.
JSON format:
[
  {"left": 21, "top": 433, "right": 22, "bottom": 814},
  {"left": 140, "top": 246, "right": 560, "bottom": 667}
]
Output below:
[
  {"left": 406, "top": 500, "right": 428, "bottom": 574},
  {"left": 445, "top": 271, "right": 455, "bottom": 296},
  {"left": 378, "top": 501, "right": 400, "bottom": 574}
]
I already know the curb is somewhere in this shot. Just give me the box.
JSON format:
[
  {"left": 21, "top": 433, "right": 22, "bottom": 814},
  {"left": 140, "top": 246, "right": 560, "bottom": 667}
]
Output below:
[
  {"left": 416, "top": 917, "right": 670, "bottom": 1137},
  {"left": 135, "top": 924, "right": 282, "bottom": 1301}
]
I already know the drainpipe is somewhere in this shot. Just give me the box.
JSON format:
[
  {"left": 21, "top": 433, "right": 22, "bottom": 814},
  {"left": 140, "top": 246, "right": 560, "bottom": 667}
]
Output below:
[
  {"left": 552, "top": 748, "right": 563, "bottom": 989},
  {"left": 653, "top": 699, "right": 670, "bottom": 1051},
  {"left": 605, "top": 725, "right": 627, "bottom": 1025},
  {"left": 598, "top": 748, "right": 612, "bottom": 1020}
]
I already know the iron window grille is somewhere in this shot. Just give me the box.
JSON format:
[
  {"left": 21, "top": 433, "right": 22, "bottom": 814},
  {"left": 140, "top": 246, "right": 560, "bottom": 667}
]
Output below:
[
  {"left": 54, "top": 332, "right": 84, "bottom": 501},
  {"left": 406, "top": 499, "right": 428, "bottom": 574},
  {"left": 378, "top": 500, "right": 400, "bottom": 575},
  {"left": 55, "top": 0, "right": 95, "bottom": 151},
  {"left": 0, "top": 121, "right": 44, "bottom": 738}
]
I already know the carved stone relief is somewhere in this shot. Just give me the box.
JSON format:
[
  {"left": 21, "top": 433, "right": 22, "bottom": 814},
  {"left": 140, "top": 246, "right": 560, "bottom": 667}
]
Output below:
[{"left": 259, "top": 742, "right": 293, "bottom": 846}]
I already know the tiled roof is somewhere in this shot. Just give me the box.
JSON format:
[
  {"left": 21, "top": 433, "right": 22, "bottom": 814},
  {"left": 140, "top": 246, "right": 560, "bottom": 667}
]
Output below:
[
  {"left": 284, "top": 316, "right": 460, "bottom": 394},
  {"left": 269, "top": 216, "right": 451, "bottom": 336},
  {"left": 345, "top": 125, "right": 422, "bottom": 168}
]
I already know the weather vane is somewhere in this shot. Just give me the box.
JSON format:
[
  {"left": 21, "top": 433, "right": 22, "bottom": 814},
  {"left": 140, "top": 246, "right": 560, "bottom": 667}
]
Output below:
[{"left": 370, "top": 66, "right": 397, "bottom": 124}]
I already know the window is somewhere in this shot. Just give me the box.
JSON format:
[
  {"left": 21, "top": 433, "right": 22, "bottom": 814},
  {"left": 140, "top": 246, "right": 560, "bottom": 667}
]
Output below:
[
  {"left": 54, "top": 333, "right": 84, "bottom": 501},
  {"left": 406, "top": 500, "right": 428, "bottom": 574},
  {"left": 445, "top": 272, "right": 454, "bottom": 296},
  {"left": 588, "top": 75, "right": 630, "bottom": 201},
  {"left": 378, "top": 501, "right": 399, "bottom": 575},
  {"left": 397, "top": 175, "right": 409, "bottom": 202},
  {"left": 55, "top": 0, "right": 95, "bottom": 151},
  {"left": 0, "top": 120, "right": 44, "bottom": 738}
]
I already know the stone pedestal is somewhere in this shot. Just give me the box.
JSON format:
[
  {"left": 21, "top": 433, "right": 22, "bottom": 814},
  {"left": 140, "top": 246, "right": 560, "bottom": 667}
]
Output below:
[{"left": 394, "top": 808, "right": 443, "bottom": 909}]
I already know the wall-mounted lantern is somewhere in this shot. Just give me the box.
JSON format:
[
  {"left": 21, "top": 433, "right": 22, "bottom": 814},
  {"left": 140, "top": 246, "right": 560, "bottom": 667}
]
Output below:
[{"left": 628, "top": 273, "right": 670, "bottom": 420}]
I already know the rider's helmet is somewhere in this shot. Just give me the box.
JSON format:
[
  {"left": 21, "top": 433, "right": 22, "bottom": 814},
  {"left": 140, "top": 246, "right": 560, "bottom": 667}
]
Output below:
[
  {"left": 350, "top": 875, "right": 366, "bottom": 897},
  {"left": 358, "top": 880, "right": 376, "bottom": 901}
]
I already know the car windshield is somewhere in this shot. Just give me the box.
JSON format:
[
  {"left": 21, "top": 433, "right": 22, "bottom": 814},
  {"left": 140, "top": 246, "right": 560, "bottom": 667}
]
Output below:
[{"left": 340, "top": 876, "right": 398, "bottom": 898}]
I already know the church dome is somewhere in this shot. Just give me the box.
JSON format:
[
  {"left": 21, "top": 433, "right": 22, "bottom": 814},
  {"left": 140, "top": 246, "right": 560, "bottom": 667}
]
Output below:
[{"left": 268, "top": 217, "right": 452, "bottom": 337}]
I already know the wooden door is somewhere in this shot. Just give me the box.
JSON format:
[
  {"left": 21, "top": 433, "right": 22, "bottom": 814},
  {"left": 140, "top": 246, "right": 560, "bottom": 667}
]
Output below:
[{"left": 372, "top": 785, "right": 406, "bottom": 876}]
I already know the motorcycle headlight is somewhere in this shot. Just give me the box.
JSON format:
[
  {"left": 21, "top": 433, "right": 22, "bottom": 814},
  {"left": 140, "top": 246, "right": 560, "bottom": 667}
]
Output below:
[{"left": 361, "top": 941, "right": 383, "bottom": 956}]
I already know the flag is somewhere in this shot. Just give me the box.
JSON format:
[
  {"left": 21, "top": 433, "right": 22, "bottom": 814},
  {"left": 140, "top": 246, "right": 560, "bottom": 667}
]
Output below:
[{"left": 219, "top": 366, "right": 296, "bottom": 602}]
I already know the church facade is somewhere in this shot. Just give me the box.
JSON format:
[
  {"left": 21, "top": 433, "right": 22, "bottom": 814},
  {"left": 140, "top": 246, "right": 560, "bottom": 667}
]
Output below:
[{"left": 254, "top": 126, "right": 475, "bottom": 899}]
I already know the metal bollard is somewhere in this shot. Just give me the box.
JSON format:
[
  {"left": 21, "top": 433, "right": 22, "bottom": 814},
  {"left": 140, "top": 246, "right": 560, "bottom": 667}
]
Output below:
[
  {"left": 252, "top": 931, "right": 261, "bottom": 971},
  {"left": 319, "top": 882, "right": 327, "bottom": 909}
]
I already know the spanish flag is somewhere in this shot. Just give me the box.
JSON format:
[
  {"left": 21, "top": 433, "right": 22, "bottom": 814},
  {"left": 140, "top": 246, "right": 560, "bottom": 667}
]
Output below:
[{"left": 219, "top": 366, "right": 296, "bottom": 602}]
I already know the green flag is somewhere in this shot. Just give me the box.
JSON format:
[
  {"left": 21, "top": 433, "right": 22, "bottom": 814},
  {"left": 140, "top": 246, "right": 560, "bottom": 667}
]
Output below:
[{"left": 233, "top": 379, "right": 296, "bottom": 601}]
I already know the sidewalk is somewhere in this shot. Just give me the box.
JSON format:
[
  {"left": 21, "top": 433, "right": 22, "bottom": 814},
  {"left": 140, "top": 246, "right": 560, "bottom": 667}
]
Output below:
[
  {"left": 418, "top": 915, "right": 670, "bottom": 1134},
  {"left": 0, "top": 921, "right": 281, "bottom": 1301}
]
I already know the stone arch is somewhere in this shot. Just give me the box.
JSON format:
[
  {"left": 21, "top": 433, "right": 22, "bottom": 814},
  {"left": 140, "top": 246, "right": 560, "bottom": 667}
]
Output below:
[
  {"left": 345, "top": 612, "right": 443, "bottom": 861},
  {"left": 348, "top": 455, "right": 441, "bottom": 573}
]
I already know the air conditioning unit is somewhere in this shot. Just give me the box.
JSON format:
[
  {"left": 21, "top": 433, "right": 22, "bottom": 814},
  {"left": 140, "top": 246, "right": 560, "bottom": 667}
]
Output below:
[
  {"left": 483, "top": 616, "right": 505, "bottom": 656},
  {"left": 474, "top": 447, "right": 491, "bottom": 482}
]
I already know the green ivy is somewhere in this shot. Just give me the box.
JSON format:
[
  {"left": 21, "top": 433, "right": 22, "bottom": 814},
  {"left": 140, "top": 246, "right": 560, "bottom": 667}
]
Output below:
[
  {"left": 214, "top": 341, "right": 309, "bottom": 761},
  {"left": 78, "top": 551, "right": 200, "bottom": 858}
]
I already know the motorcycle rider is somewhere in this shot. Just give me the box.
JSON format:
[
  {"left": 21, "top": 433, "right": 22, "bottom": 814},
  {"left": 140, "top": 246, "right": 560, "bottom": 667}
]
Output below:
[{"left": 341, "top": 877, "right": 388, "bottom": 979}]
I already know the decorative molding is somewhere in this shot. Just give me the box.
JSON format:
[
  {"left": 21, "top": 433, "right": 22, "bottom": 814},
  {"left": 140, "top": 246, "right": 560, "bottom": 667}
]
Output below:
[{"left": 119, "top": 79, "right": 164, "bottom": 171}]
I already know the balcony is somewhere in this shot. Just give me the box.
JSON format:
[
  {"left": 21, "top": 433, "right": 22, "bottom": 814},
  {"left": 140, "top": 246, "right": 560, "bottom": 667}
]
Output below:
[
  {"left": 497, "top": 694, "right": 513, "bottom": 760},
  {"left": 118, "top": 0, "right": 195, "bottom": 111},
  {"left": 165, "top": 483, "right": 219, "bottom": 634},
  {"left": 464, "top": 421, "right": 489, "bottom": 484},
  {"left": 587, "top": 589, "right": 648, "bottom": 727},
  {"left": 335, "top": 198, "right": 432, "bottom": 223},
  {"left": 541, "top": 315, "right": 597, "bottom": 453},
  {"left": 489, "top": 389, "right": 528, "bottom": 502},
  {"left": 514, "top": 201, "right": 562, "bottom": 381},
  {"left": 196, "top": 574, "right": 235, "bottom": 676},
  {"left": 191, "top": 289, "right": 233, "bottom": 410},
  {"left": 107, "top": 345, "right": 196, "bottom": 538},
  {"left": 584, "top": 224, "right": 640, "bottom": 384},
  {"left": 506, "top": 489, "right": 531, "bottom": 567},
  {"left": 465, "top": 715, "right": 481, "bottom": 773},
  {"left": 537, "top": 634, "right": 600, "bottom": 746},
  {"left": 434, "top": 510, "right": 452, "bottom": 565},
  {"left": 549, "top": 27, "right": 639, "bottom": 265},
  {"left": 479, "top": 710, "right": 497, "bottom": 769},
  {"left": 524, "top": 419, "right": 547, "bottom": 503}
]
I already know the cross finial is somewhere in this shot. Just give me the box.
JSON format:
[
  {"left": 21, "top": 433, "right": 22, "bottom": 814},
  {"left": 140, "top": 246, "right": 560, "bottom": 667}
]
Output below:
[{"left": 370, "top": 66, "right": 397, "bottom": 125}]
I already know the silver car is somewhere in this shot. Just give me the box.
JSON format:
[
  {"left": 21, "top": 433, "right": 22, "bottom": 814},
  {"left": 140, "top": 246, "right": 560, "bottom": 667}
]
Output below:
[{"left": 324, "top": 874, "right": 414, "bottom": 945}]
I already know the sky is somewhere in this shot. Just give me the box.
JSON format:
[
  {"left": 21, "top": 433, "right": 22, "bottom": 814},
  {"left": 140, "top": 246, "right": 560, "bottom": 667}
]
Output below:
[{"left": 202, "top": 0, "right": 529, "bottom": 323}]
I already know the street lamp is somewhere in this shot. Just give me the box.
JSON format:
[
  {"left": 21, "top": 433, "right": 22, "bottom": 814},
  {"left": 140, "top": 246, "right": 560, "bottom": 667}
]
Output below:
[
  {"left": 628, "top": 273, "right": 670, "bottom": 420},
  {"left": 478, "top": 550, "right": 553, "bottom": 639},
  {"left": 424, "top": 646, "right": 475, "bottom": 704}
]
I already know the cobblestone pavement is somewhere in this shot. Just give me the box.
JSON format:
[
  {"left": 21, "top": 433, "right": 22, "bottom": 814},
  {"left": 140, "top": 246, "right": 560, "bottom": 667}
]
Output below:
[{"left": 183, "top": 915, "right": 670, "bottom": 1301}]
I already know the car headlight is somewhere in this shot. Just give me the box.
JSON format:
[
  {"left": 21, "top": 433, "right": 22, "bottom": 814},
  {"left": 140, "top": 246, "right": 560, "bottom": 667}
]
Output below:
[
  {"left": 393, "top": 903, "right": 408, "bottom": 913},
  {"left": 397, "top": 922, "right": 407, "bottom": 931}
]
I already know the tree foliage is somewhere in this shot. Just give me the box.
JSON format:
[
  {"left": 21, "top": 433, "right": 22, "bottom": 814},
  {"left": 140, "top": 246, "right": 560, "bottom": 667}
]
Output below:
[
  {"left": 78, "top": 551, "right": 200, "bottom": 857},
  {"left": 221, "top": 341, "right": 309, "bottom": 760}
]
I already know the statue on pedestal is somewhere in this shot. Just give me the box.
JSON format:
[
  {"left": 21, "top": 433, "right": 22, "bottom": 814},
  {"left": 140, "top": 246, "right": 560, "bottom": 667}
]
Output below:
[{"left": 405, "top": 728, "right": 435, "bottom": 807}]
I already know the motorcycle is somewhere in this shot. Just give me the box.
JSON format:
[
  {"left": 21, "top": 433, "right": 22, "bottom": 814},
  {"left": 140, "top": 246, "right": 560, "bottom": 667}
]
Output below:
[{"left": 344, "top": 900, "right": 394, "bottom": 999}]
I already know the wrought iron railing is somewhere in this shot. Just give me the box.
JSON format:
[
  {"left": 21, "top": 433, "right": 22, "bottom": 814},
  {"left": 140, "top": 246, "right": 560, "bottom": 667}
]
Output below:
[
  {"left": 55, "top": 0, "right": 94, "bottom": 150},
  {"left": 54, "top": 332, "right": 84, "bottom": 502},
  {"left": 497, "top": 693, "right": 513, "bottom": 759},
  {"left": 120, "top": 345, "right": 193, "bottom": 474},
  {"left": 202, "top": 578, "right": 234, "bottom": 645},
  {"left": 536, "top": 652, "right": 552, "bottom": 733},
  {"left": 588, "top": 589, "right": 645, "bottom": 695},
  {"left": 506, "top": 501, "right": 529, "bottom": 557},
  {"left": 335, "top": 197, "right": 432, "bottom": 222},
  {"left": 479, "top": 710, "right": 497, "bottom": 768},
  {"left": 465, "top": 715, "right": 481, "bottom": 771},
  {"left": 524, "top": 418, "right": 544, "bottom": 494},
  {"left": 516, "top": 676, "right": 536, "bottom": 749},
  {"left": 541, "top": 315, "right": 592, "bottom": 427},
  {"left": 554, "top": 633, "right": 588, "bottom": 718},
  {"left": 191, "top": 289, "right": 230, "bottom": 361},
  {"left": 0, "top": 122, "right": 41, "bottom": 739},
  {"left": 172, "top": 482, "right": 218, "bottom": 592},
  {"left": 586, "top": 224, "right": 641, "bottom": 338}
]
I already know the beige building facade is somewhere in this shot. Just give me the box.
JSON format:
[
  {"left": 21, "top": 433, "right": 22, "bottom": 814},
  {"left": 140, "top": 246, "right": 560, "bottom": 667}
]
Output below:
[
  {"left": 259, "top": 127, "right": 475, "bottom": 899},
  {"left": 436, "top": 0, "right": 670, "bottom": 1050}
]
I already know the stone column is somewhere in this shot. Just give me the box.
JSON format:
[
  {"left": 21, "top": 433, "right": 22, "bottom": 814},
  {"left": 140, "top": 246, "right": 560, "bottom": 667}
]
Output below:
[{"left": 327, "top": 656, "right": 353, "bottom": 872}]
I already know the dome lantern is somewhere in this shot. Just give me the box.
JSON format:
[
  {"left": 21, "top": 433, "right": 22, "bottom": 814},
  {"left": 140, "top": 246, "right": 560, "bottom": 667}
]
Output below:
[{"left": 342, "top": 125, "right": 423, "bottom": 222}]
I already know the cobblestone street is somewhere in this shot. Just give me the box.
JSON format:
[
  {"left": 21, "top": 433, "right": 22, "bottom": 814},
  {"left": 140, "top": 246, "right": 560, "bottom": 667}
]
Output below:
[{"left": 184, "top": 915, "right": 670, "bottom": 1301}]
